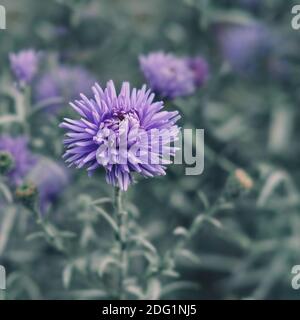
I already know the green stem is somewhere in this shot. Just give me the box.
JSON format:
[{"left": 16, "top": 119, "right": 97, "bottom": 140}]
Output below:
[
  {"left": 33, "top": 207, "right": 67, "bottom": 254},
  {"left": 0, "top": 178, "right": 15, "bottom": 256},
  {"left": 0, "top": 207, "right": 17, "bottom": 256},
  {"left": 114, "top": 187, "right": 128, "bottom": 300}
]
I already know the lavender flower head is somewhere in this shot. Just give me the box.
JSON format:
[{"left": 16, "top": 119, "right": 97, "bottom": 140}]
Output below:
[
  {"left": 28, "top": 158, "right": 69, "bottom": 214},
  {"left": 216, "top": 23, "right": 272, "bottom": 74},
  {"left": 9, "top": 49, "right": 40, "bottom": 86},
  {"left": 139, "top": 52, "right": 196, "bottom": 99},
  {"left": 34, "top": 65, "right": 96, "bottom": 112},
  {"left": 0, "top": 136, "right": 36, "bottom": 186},
  {"left": 60, "top": 80, "right": 180, "bottom": 190}
]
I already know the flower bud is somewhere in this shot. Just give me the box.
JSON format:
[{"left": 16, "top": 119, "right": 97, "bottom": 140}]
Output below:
[
  {"left": 15, "top": 182, "right": 38, "bottom": 210},
  {"left": 0, "top": 151, "right": 15, "bottom": 175},
  {"left": 225, "top": 169, "right": 254, "bottom": 199}
]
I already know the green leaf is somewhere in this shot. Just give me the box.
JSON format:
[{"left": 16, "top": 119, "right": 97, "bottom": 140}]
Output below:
[
  {"left": 129, "top": 235, "right": 157, "bottom": 255},
  {"left": 91, "top": 197, "right": 112, "bottom": 205},
  {"left": 97, "top": 256, "right": 120, "bottom": 277},
  {"left": 0, "top": 182, "right": 13, "bottom": 203},
  {"left": 161, "top": 269, "right": 180, "bottom": 278},
  {"left": 176, "top": 249, "right": 202, "bottom": 266},
  {"left": 26, "top": 232, "right": 45, "bottom": 241},
  {"left": 190, "top": 214, "right": 223, "bottom": 236},
  {"left": 62, "top": 264, "right": 73, "bottom": 289},
  {"left": 93, "top": 205, "right": 118, "bottom": 232},
  {"left": 197, "top": 191, "right": 210, "bottom": 209},
  {"left": 43, "top": 222, "right": 59, "bottom": 238},
  {"left": 205, "top": 216, "right": 223, "bottom": 229},
  {"left": 59, "top": 231, "right": 77, "bottom": 239}
]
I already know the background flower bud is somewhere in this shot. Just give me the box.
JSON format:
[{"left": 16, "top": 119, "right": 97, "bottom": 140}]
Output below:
[{"left": 0, "top": 151, "right": 15, "bottom": 176}]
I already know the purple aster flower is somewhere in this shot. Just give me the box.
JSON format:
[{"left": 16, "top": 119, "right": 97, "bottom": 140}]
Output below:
[
  {"left": 186, "top": 56, "right": 209, "bottom": 87},
  {"left": 60, "top": 80, "right": 180, "bottom": 191},
  {"left": 9, "top": 49, "right": 40, "bottom": 86},
  {"left": 0, "top": 136, "right": 36, "bottom": 186},
  {"left": 34, "top": 65, "right": 96, "bottom": 112},
  {"left": 139, "top": 52, "right": 196, "bottom": 99},
  {"left": 28, "top": 158, "right": 69, "bottom": 214},
  {"left": 215, "top": 23, "right": 273, "bottom": 74}
]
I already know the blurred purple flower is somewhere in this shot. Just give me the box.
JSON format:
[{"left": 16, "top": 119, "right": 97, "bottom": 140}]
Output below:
[
  {"left": 60, "top": 80, "right": 180, "bottom": 190},
  {"left": 186, "top": 56, "right": 209, "bottom": 87},
  {"left": 0, "top": 136, "right": 36, "bottom": 186},
  {"left": 139, "top": 52, "right": 196, "bottom": 99},
  {"left": 216, "top": 23, "right": 272, "bottom": 74},
  {"left": 34, "top": 65, "right": 96, "bottom": 112},
  {"left": 28, "top": 158, "right": 69, "bottom": 214},
  {"left": 9, "top": 49, "right": 40, "bottom": 86}
]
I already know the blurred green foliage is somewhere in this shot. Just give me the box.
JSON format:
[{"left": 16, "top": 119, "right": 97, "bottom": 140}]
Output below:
[{"left": 1, "top": 0, "right": 300, "bottom": 300}]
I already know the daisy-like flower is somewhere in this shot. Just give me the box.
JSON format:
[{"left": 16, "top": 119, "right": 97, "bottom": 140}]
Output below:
[
  {"left": 60, "top": 80, "right": 180, "bottom": 190},
  {"left": 9, "top": 49, "right": 40, "bottom": 86},
  {"left": 34, "top": 65, "right": 96, "bottom": 112},
  {"left": 0, "top": 136, "right": 36, "bottom": 186},
  {"left": 139, "top": 52, "right": 196, "bottom": 99}
]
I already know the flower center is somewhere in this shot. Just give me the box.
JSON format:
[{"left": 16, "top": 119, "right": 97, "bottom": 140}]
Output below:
[{"left": 93, "top": 109, "right": 140, "bottom": 146}]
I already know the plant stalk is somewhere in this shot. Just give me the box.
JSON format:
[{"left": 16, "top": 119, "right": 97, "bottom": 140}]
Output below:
[{"left": 114, "top": 187, "right": 128, "bottom": 300}]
